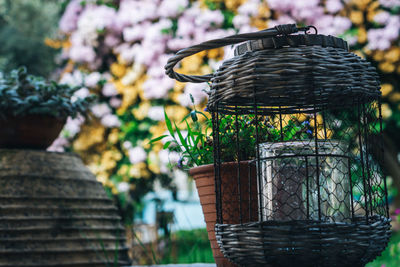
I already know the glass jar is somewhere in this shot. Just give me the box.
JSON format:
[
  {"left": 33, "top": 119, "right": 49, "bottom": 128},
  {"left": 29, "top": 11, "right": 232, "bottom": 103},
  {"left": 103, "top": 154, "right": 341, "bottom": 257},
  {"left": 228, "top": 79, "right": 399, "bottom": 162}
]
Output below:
[{"left": 259, "top": 140, "right": 350, "bottom": 222}]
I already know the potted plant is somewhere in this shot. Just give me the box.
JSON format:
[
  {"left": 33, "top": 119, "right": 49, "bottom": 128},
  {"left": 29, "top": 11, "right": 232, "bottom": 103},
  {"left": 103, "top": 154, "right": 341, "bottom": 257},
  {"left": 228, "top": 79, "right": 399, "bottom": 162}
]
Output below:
[
  {"left": 0, "top": 67, "right": 94, "bottom": 149},
  {"left": 152, "top": 100, "right": 315, "bottom": 267}
]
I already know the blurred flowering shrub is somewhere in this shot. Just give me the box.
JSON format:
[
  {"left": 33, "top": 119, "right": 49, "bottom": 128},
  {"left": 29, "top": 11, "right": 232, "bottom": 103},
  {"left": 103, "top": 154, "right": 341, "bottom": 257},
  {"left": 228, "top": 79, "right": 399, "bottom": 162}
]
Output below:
[{"left": 53, "top": 0, "right": 399, "bottom": 222}]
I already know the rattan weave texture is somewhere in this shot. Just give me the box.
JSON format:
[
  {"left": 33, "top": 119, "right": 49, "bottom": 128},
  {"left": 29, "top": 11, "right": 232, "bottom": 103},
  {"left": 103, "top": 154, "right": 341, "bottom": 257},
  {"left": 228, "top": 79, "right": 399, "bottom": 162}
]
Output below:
[
  {"left": 215, "top": 216, "right": 391, "bottom": 267},
  {"left": 208, "top": 45, "right": 380, "bottom": 113}
]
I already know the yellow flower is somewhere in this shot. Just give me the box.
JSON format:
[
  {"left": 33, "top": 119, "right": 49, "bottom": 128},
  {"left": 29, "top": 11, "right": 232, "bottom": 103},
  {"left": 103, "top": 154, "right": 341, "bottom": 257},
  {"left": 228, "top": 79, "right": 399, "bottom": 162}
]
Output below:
[
  {"left": 73, "top": 121, "right": 105, "bottom": 151},
  {"left": 174, "top": 81, "right": 186, "bottom": 93},
  {"left": 389, "top": 93, "right": 400, "bottom": 102},
  {"left": 111, "top": 186, "right": 119, "bottom": 195},
  {"left": 101, "top": 151, "right": 117, "bottom": 170},
  {"left": 381, "top": 84, "right": 393, "bottom": 97},
  {"left": 44, "top": 38, "right": 62, "bottom": 49},
  {"left": 353, "top": 50, "right": 365, "bottom": 59},
  {"left": 357, "top": 27, "right": 367, "bottom": 44},
  {"left": 224, "top": 0, "right": 246, "bottom": 10},
  {"left": 350, "top": 10, "right": 364, "bottom": 25},
  {"left": 381, "top": 103, "right": 392, "bottom": 119},
  {"left": 129, "top": 162, "right": 148, "bottom": 178},
  {"left": 297, "top": 113, "right": 308, "bottom": 122},
  {"left": 147, "top": 152, "right": 161, "bottom": 174},
  {"left": 181, "top": 52, "right": 205, "bottom": 73},
  {"left": 165, "top": 105, "right": 189, "bottom": 123},
  {"left": 200, "top": 65, "right": 213, "bottom": 75},
  {"left": 132, "top": 101, "right": 151, "bottom": 120},
  {"left": 372, "top": 51, "right": 384, "bottom": 61},
  {"left": 149, "top": 122, "right": 167, "bottom": 139},
  {"left": 258, "top": 4, "right": 271, "bottom": 19},
  {"left": 352, "top": 0, "right": 371, "bottom": 11},
  {"left": 110, "top": 63, "right": 127, "bottom": 78},
  {"left": 96, "top": 173, "right": 109, "bottom": 185},
  {"left": 169, "top": 91, "right": 182, "bottom": 104},
  {"left": 207, "top": 48, "right": 224, "bottom": 59},
  {"left": 384, "top": 48, "right": 400, "bottom": 63},
  {"left": 379, "top": 61, "right": 396, "bottom": 73},
  {"left": 367, "top": 2, "right": 380, "bottom": 22},
  {"left": 118, "top": 85, "right": 138, "bottom": 114},
  {"left": 108, "top": 129, "right": 120, "bottom": 144},
  {"left": 118, "top": 164, "right": 130, "bottom": 176}
]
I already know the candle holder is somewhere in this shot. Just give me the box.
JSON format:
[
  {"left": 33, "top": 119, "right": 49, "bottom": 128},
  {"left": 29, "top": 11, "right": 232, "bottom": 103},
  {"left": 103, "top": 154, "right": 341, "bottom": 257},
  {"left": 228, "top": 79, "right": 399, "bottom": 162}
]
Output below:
[{"left": 166, "top": 24, "right": 391, "bottom": 267}]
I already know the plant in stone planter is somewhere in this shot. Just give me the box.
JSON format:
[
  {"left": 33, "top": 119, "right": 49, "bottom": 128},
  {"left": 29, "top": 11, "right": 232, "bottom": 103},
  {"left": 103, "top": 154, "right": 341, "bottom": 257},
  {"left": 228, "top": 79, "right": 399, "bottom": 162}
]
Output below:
[{"left": 0, "top": 67, "right": 94, "bottom": 149}]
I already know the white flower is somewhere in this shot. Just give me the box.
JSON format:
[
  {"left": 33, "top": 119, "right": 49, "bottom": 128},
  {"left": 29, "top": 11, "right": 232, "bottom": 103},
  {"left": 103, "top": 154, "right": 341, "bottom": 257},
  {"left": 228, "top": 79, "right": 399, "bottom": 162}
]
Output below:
[
  {"left": 128, "top": 146, "right": 147, "bottom": 164},
  {"left": 148, "top": 106, "right": 165, "bottom": 121},
  {"left": 64, "top": 116, "right": 84, "bottom": 137},
  {"left": 91, "top": 103, "right": 112, "bottom": 118},
  {"left": 109, "top": 97, "right": 122, "bottom": 108},
  {"left": 123, "top": 141, "right": 132, "bottom": 150},
  {"left": 117, "top": 182, "right": 130, "bottom": 193},
  {"left": 102, "top": 83, "right": 118, "bottom": 97},
  {"left": 71, "top": 87, "right": 90, "bottom": 103},
  {"left": 101, "top": 114, "right": 121, "bottom": 128},
  {"left": 85, "top": 72, "right": 102, "bottom": 87}
]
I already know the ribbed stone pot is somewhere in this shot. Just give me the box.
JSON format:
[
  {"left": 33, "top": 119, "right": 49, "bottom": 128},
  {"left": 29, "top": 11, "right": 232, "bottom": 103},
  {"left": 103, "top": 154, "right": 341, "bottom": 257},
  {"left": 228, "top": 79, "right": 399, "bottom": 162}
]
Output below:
[{"left": 0, "top": 149, "right": 130, "bottom": 267}]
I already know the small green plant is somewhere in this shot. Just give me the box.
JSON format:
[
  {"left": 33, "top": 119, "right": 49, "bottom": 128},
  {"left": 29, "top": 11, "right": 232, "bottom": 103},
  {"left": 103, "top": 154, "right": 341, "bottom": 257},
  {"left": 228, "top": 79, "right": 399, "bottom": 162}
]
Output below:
[
  {"left": 151, "top": 97, "right": 313, "bottom": 170},
  {"left": 0, "top": 67, "right": 94, "bottom": 118}
]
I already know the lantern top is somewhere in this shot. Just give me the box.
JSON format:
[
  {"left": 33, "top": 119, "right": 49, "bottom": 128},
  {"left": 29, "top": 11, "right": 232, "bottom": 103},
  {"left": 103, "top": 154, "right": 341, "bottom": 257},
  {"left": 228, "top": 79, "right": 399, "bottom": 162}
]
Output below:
[{"left": 165, "top": 24, "right": 381, "bottom": 114}]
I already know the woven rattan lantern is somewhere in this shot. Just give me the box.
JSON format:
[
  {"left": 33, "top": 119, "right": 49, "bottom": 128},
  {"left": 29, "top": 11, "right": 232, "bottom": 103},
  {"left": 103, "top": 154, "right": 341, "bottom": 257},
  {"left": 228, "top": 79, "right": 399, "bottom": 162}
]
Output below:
[{"left": 166, "top": 24, "right": 391, "bottom": 266}]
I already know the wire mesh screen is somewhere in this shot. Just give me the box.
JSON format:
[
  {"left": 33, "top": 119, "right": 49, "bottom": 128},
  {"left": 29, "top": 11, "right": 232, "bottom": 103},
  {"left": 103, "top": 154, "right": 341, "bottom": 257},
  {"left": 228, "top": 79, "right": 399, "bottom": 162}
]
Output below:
[{"left": 212, "top": 99, "right": 388, "bottom": 225}]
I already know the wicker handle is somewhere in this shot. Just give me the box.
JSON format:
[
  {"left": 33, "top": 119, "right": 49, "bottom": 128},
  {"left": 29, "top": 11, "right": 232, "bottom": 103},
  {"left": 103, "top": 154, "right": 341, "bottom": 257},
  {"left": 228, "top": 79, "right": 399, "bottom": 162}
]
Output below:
[{"left": 165, "top": 24, "right": 305, "bottom": 83}]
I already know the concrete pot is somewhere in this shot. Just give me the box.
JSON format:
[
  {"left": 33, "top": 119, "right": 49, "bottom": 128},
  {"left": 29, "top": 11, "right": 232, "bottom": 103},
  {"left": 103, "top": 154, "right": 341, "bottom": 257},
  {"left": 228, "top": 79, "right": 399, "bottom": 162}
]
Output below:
[{"left": 0, "top": 149, "right": 130, "bottom": 266}]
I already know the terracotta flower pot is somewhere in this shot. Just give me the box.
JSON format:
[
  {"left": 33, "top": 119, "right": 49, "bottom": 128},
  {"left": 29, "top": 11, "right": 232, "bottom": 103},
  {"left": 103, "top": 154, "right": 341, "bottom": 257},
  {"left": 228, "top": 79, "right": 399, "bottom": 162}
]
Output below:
[
  {"left": 190, "top": 162, "right": 258, "bottom": 267},
  {"left": 0, "top": 114, "right": 66, "bottom": 150}
]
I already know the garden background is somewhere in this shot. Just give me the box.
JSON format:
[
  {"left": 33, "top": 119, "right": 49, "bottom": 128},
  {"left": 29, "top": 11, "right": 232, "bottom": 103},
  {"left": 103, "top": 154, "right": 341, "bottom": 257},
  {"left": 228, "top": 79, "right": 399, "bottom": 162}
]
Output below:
[{"left": 1, "top": 0, "right": 400, "bottom": 265}]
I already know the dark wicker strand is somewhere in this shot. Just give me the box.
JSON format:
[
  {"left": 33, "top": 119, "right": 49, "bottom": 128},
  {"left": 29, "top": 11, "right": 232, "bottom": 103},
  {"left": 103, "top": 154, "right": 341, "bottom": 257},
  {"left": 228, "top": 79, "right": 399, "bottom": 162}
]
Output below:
[
  {"left": 165, "top": 24, "right": 299, "bottom": 83},
  {"left": 215, "top": 216, "right": 391, "bottom": 267}
]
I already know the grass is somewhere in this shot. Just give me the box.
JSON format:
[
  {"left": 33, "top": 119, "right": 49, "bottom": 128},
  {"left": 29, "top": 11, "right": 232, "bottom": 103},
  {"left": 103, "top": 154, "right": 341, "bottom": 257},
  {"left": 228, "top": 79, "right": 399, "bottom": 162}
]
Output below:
[
  {"left": 367, "top": 231, "right": 400, "bottom": 267},
  {"left": 159, "top": 228, "right": 215, "bottom": 264}
]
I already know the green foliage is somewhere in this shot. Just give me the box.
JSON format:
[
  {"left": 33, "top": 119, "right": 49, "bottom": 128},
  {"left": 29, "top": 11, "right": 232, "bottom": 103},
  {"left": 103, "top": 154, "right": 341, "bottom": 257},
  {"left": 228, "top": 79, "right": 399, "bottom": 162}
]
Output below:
[
  {"left": 160, "top": 228, "right": 214, "bottom": 264},
  {"left": 367, "top": 231, "right": 400, "bottom": 267},
  {"left": 0, "top": 0, "right": 61, "bottom": 77},
  {"left": 0, "top": 67, "right": 95, "bottom": 118},
  {"left": 152, "top": 99, "right": 313, "bottom": 169}
]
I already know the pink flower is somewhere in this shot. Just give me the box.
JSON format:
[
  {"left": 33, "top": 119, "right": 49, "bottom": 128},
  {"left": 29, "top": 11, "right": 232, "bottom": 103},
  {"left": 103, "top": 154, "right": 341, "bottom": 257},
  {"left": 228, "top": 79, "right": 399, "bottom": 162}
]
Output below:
[
  {"left": 101, "top": 114, "right": 121, "bottom": 128},
  {"left": 59, "top": 0, "right": 82, "bottom": 33},
  {"left": 110, "top": 97, "right": 122, "bottom": 108},
  {"left": 69, "top": 45, "right": 97, "bottom": 63},
  {"left": 102, "top": 83, "right": 119, "bottom": 97},
  {"left": 326, "top": 0, "right": 343, "bottom": 13},
  {"left": 158, "top": 0, "right": 189, "bottom": 18}
]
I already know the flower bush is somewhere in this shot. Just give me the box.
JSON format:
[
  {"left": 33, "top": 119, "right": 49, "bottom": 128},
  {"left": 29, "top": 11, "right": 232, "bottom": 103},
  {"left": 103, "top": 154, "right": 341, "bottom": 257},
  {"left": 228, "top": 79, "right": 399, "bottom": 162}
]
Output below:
[{"left": 54, "top": 0, "right": 400, "bottom": 222}]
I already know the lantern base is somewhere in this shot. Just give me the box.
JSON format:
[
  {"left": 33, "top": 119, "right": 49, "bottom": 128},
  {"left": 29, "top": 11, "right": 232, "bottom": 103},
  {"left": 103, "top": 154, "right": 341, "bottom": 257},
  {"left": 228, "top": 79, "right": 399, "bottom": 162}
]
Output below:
[{"left": 215, "top": 215, "right": 391, "bottom": 267}]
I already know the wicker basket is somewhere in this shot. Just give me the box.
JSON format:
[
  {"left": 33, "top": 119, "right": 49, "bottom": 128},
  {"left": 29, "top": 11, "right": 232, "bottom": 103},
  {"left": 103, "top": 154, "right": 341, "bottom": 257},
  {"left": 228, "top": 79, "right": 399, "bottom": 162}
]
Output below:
[{"left": 215, "top": 216, "right": 391, "bottom": 267}]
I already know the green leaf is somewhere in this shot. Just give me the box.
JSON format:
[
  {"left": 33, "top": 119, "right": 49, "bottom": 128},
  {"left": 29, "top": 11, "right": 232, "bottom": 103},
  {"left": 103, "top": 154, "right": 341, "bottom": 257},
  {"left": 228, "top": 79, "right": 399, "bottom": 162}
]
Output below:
[
  {"left": 190, "top": 110, "right": 198, "bottom": 122},
  {"left": 163, "top": 141, "right": 172, "bottom": 149},
  {"left": 149, "top": 135, "right": 168, "bottom": 144},
  {"left": 164, "top": 110, "right": 175, "bottom": 137}
]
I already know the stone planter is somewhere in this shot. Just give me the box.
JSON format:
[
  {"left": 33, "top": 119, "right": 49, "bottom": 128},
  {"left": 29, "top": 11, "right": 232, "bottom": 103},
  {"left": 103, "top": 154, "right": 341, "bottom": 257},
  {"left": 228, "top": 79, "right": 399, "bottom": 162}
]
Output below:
[
  {"left": 0, "top": 149, "right": 129, "bottom": 266},
  {"left": 0, "top": 115, "right": 65, "bottom": 149},
  {"left": 190, "top": 162, "right": 258, "bottom": 267}
]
